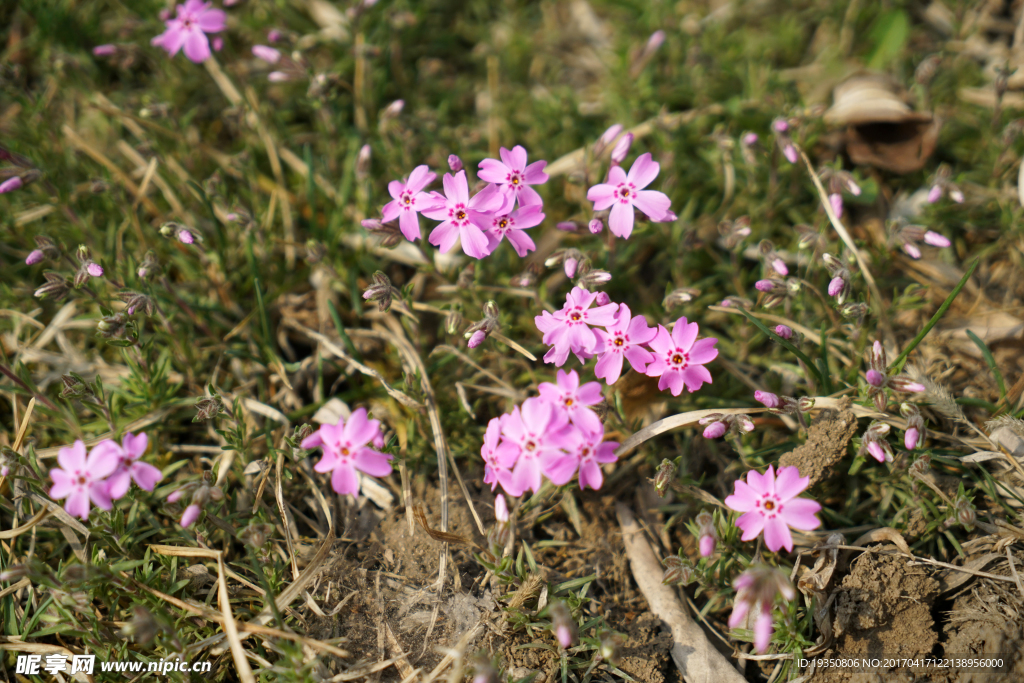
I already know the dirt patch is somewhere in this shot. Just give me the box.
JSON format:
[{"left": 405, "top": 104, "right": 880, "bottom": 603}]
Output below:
[
  {"left": 778, "top": 401, "right": 859, "bottom": 487},
  {"left": 813, "top": 550, "right": 941, "bottom": 683}
]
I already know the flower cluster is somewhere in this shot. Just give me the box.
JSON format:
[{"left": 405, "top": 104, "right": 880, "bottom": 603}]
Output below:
[
  {"left": 865, "top": 340, "right": 925, "bottom": 411},
  {"left": 729, "top": 564, "right": 796, "bottom": 653},
  {"left": 301, "top": 408, "right": 393, "bottom": 497},
  {"left": 724, "top": 464, "right": 821, "bottom": 553},
  {"left": 49, "top": 433, "right": 162, "bottom": 520},
  {"left": 370, "top": 146, "right": 549, "bottom": 260},
  {"left": 535, "top": 287, "right": 719, "bottom": 394},
  {"left": 480, "top": 369, "right": 618, "bottom": 496}
]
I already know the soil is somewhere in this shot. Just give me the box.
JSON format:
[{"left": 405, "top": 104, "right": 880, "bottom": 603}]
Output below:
[
  {"left": 778, "top": 401, "right": 859, "bottom": 487},
  {"left": 811, "top": 546, "right": 1024, "bottom": 683}
]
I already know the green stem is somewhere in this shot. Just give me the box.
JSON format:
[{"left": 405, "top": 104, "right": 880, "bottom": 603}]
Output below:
[{"left": 737, "top": 308, "right": 826, "bottom": 387}]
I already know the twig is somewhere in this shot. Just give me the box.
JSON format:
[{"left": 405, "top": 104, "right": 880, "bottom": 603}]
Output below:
[
  {"left": 616, "top": 502, "right": 747, "bottom": 683},
  {"left": 1005, "top": 548, "right": 1024, "bottom": 600}
]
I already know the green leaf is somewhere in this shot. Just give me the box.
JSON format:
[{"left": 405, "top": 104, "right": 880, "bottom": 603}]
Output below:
[{"left": 866, "top": 9, "right": 910, "bottom": 71}]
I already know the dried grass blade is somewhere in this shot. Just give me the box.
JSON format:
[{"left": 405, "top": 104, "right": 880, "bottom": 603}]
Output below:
[{"left": 216, "top": 552, "right": 257, "bottom": 683}]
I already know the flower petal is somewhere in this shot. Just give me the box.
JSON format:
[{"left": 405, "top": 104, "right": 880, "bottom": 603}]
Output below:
[
  {"left": 406, "top": 165, "right": 434, "bottom": 193},
  {"left": 724, "top": 479, "right": 759, "bottom": 512},
  {"left": 762, "top": 516, "right": 794, "bottom": 552},
  {"left": 130, "top": 462, "right": 164, "bottom": 491},
  {"left": 49, "top": 469, "right": 74, "bottom": 500},
  {"left": 182, "top": 30, "right": 211, "bottom": 63},
  {"left": 595, "top": 351, "right": 624, "bottom": 384},
  {"left": 608, "top": 201, "right": 635, "bottom": 239},
  {"left": 681, "top": 364, "right": 713, "bottom": 392},
  {"left": 632, "top": 189, "right": 670, "bottom": 220},
  {"left": 65, "top": 490, "right": 92, "bottom": 520},
  {"left": 428, "top": 221, "right": 460, "bottom": 253},
  {"left": 196, "top": 8, "right": 227, "bottom": 32},
  {"left": 58, "top": 441, "right": 88, "bottom": 473},
  {"left": 780, "top": 497, "right": 822, "bottom": 530},
  {"left": 671, "top": 318, "right": 698, "bottom": 351},
  {"left": 587, "top": 183, "right": 617, "bottom": 211},
  {"left": 735, "top": 509, "right": 766, "bottom": 542},
  {"left": 578, "top": 459, "right": 603, "bottom": 490},
  {"left": 106, "top": 469, "right": 132, "bottom": 500},
  {"left": 343, "top": 408, "right": 379, "bottom": 448},
  {"left": 331, "top": 464, "right": 361, "bottom": 496},
  {"left": 687, "top": 337, "right": 719, "bottom": 365},
  {"left": 773, "top": 465, "right": 810, "bottom": 501},
  {"left": 354, "top": 449, "right": 393, "bottom": 477},
  {"left": 626, "top": 153, "right": 659, "bottom": 188}
]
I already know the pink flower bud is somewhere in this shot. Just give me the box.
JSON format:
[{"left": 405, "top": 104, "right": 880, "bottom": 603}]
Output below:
[
  {"left": 743, "top": 132, "right": 759, "bottom": 146},
  {"left": 92, "top": 44, "right": 117, "bottom": 56},
  {"left": 905, "top": 427, "right": 919, "bottom": 450},
  {"left": 754, "top": 391, "right": 780, "bottom": 409},
  {"left": 702, "top": 421, "right": 727, "bottom": 439},
  {"left": 659, "top": 210, "right": 678, "bottom": 222},
  {"left": 699, "top": 534, "right": 716, "bottom": 557},
  {"left": 267, "top": 71, "right": 291, "bottom": 82},
  {"left": 267, "top": 29, "right": 283, "bottom": 42},
  {"left": 555, "top": 221, "right": 578, "bottom": 231},
  {"left": 564, "top": 257, "right": 578, "bottom": 279},
  {"left": 212, "top": 37, "right": 223, "bottom": 52},
  {"left": 448, "top": 155, "right": 463, "bottom": 172},
  {"left": 754, "top": 280, "right": 775, "bottom": 292},
  {"left": 866, "top": 369, "right": 885, "bottom": 387},
  {"left": 645, "top": 30, "right": 666, "bottom": 52},
  {"left": 159, "top": 8, "right": 172, "bottom": 20},
  {"left": 0, "top": 177, "right": 23, "bottom": 194},
  {"left": 829, "top": 192, "right": 843, "bottom": 218},
  {"left": 846, "top": 179, "right": 862, "bottom": 196},
  {"left": 555, "top": 625, "right": 573, "bottom": 649},
  {"left": 495, "top": 494, "right": 508, "bottom": 522},
  {"left": 902, "top": 242, "right": 922, "bottom": 259},
  {"left": 867, "top": 441, "right": 887, "bottom": 463},
  {"left": 771, "top": 258, "right": 788, "bottom": 276},
  {"left": 594, "top": 292, "right": 611, "bottom": 306},
  {"left": 827, "top": 276, "right": 844, "bottom": 297},
  {"left": 782, "top": 144, "right": 798, "bottom": 164},
  {"left": 923, "top": 231, "right": 950, "bottom": 247},
  {"left": 382, "top": 99, "right": 404, "bottom": 118},
  {"left": 927, "top": 184, "right": 942, "bottom": 203},
  {"left": 772, "top": 119, "right": 789, "bottom": 132},
  {"left": 774, "top": 324, "right": 793, "bottom": 340},
  {"left": 177, "top": 229, "right": 195, "bottom": 244},
  {"left": 252, "top": 45, "right": 281, "bottom": 64},
  {"left": 87, "top": 263, "right": 104, "bottom": 277},
  {"left": 610, "top": 133, "right": 633, "bottom": 164},
  {"left": 167, "top": 488, "right": 185, "bottom": 503},
  {"left": 467, "top": 330, "right": 486, "bottom": 348},
  {"left": 25, "top": 250, "right": 44, "bottom": 265},
  {"left": 949, "top": 189, "right": 964, "bottom": 203},
  {"left": 588, "top": 218, "right": 603, "bottom": 234},
  {"left": 599, "top": 124, "right": 623, "bottom": 146},
  {"left": 180, "top": 504, "right": 201, "bottom": 528}
]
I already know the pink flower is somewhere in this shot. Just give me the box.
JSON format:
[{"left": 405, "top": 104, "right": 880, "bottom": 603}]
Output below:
[
  {"left": 542, "top": 426, "right": 617, "bottom": 490},
  {"left": 151, "top": 0, "right": 227, "bottom": 64},
  {"left": 485, "top": 204, "right": 544, "bottom": 257},
  {"left": 481, "top": 417, "right": 517, "bottom": 492},
  {"left": 535, "top": 286, "right": 619, "bottom": 366},
  {"left": 252, "top": 45, "right": 281, "bottom": 64},
  {"left": 866, "top": 369, "right": 885, "bottom": 387},
  {"left": 477, "top": 145, "right": 548, "bottom": 208},
  {"left": 25, "top": 250, "right": 44, "bottom": 265},
  {"left": 587, "top": 153, "right": 671, "bottom": 239},
  {"left": 423, "top": 171, "right": 505, "bottom": 258},
  {"left": 538, "top": 369, "right": 604, "bottom": 434},
  {"left": 92, "top": 44, "right": 117, "bottom": 56},
  {"left": 91, "top": 432, "right": 163, "bottom": 500},
  {"left": 180, "top": 504, "right": 201, "bottom": 528},
  {"left": 645, "top": 317, "right": 718, "bottom": 396},
  {"left": 724, "top": 465, "right": 822, "bottom": 553},
  {"left": 87, "top": 263, "right": 104, "bottom": 277},
  {"left": 754, "top": 391, "right": 780, "bottom": 409},
  {"left": 301, "top": 408, "right": 394, "bottom": 497},
  {"left": 0, "top": 177, "right": 23, "bottom": 194},
  {"left": 499, "top": 398, "right": 574, "bottom": 495},
  {"left": 381, "top": 165, "right": 440, "bottom": 242},
  {"left": 48, "top": 440, "right": 120, "bottom": 520},
  {"left": 774, "top": 324, "right": 793, "bottom": 340},
  {"left": 593, "top": 304, "right": 656, "bottom": 385},
  {"left": 729, "top": 565, "right": 794, "bottom": 653}
]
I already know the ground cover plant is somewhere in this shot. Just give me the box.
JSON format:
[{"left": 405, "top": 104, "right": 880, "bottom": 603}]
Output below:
[{"left": 3, "top": 0, "right": 1024, "bottom": 681}]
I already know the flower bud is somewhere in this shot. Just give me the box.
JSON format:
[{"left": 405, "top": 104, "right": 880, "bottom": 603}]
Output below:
[
  {"left": 577, "top": 268, "right": 611, "bottom": 289},
  {"left": 448, "top": 154, "right": 463, "bottom": 172},
  {"left": 743, "top": 132, "right": 759, "bottom": 146},
  {"left": 34, "top": 273, "right": 70, "bottom": 301},
  {"left": 829, "top": 193, "right": 843, "bottom": 218},
  {"left": 556, "top": 221, "right": 579, "bottom": 232},
  {"left": 252, "top": 45, "right": 281, "bottom": 64},
  {"left": 588, "top": 217, "right": 604, "bottom": 234},
  {"left": 180, "top": 504, "right": 201, "bottom": 528},
  {"left": 445, "top": 308, "right": 464, "bottom": 335},
  {"left": 653, "top": 459, "right": 675, "bottom": 497},
  {"left": 774, "top": 324, "right": 793, "bottom": 340},
  {"left": 888, "top": 376, "right": 926, "bottom": 393},
  {"left": 60, "top": 373, "right": 90, "bottom": 399},
  {"left": 828, "top": 276, "right": 845, "bottom": 297},
  {"left": 193, "top": 395, "right": 224, "bottom": 422},
  {"left": 598, "top": 630, "right": 624, "bottom": 665},
  {"left": 702, "top": 421, "right": 727, "bottom": 439},
  {"left": 927, "top": 184, "right": 942, "bottom": 203},
  {"left": 797, "top": 396, "right": 815, "bottom": 412},
  {"left": 0, "top": 177, "right": 23, "bottom": 194},
  {"left": 954, "top": 496, "right": 976, "bottom": 531},
  {"left": 610, "top": 133, "right": 633, "bottom": 165},
  {"left": 25, "top": 249, "right": 44, "bottom": 265},
  {"left": 363, "top": 271, "right": 399, "bottom": 312},
  {"left": 549, "top": 601, "right": 577, "bottom": 649},
  {"left": 356, "top": 144, "right": 372, "bottom": 179},
  {"left": 239, "top": 522, "right": 275, "bottom": 548},
  {"left": 594, "top": 291, "right": 611, "bottom": 306},
  {"left": 494, "top": 494, "right": 508, "bottom": 522},
  {"left": 663, "top": 287, "right": 700, "bottom": 309},
  {"left": 467, "top": 330, "right": 486, "bottom": 348},
  {"left": 695, "top": 510, "right": 716, "bottom": 557},
  {"left": 662, "top": 556, "right": 695, "bottom": 586},
  {"left": 866, "top": 369, "right": 885, "bottom": 387},
  {"left": 754, "top": 391, "right": 780, "bottom": 409}
]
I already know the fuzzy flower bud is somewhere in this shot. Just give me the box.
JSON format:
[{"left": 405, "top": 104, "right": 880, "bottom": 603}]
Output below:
[
  {"left": 754, "top": 391, "right": 780, "bottom": 409},
  {"left": 34, "top": 273, "right": 71, "bottom": 301},
  {"left": 445, "top": 307, "right": 464, "bottom": 335},
  {"left": 828, "top": 276, "right": 845, "bottom": 298},
  {"left": 954, "top": 496, "right": 976, "bottom": 531},
  {"left": 598, "top": 631, "right": 624, "bottom": 665},
  {"left": 193, "top": 395, "right": 224, "bottom": 422},
  {"left": 549, "top": 601, "right": 577, "bottom": 649},
  {"left": 695, "top": 510, "right": 717, "bottom": 557},
  {"left": 355, "top": 145, "right": 372, "bottom": 179},
  {"left": 137, "top": 252, "right": 159, "bottom": 280},
  {"left": 702, "top": 420, "right": 728, "bottom": 439},
  {"left": 829, "top": 193, "right": 843, "bottom": 218},
  {"left": 866, "top": 369, "right": 885, "bottom": 387},
  {"left": 653, "top": 459, "right": 676, "bottom": 497},
  {"left": 663, "top": 287, "right": 701, "bottom": 309},
  {"left": 774, "top": 324, "right": 794, "bottom": 341},
  {"left": 363, "top": 271, "right": 401, "bottom": 312},
  {"left": 25, "top": 249, "right": 45, "bottom": 265},
  {"left": 662, "top": 555, "right": 695, "bottom": 586},
  {"left": 577, "top": 268, "right": 612, "bottom": 290},
  {"left": 494, "top": 494, "right": 509, "bottom": 522},
  {"left": 0, "top": 177, "right": 23, "bottom": 194},
  {"left": 447, "top": 154, "right": 463, "bottom": 172},
  {"left": 863, "top": 421, "right": 893, "bottom": 463},
  {"left": 180, "top": 504, "right": 201, "bottom": 528},
  {"left": 467, "top": 330, "right": 486, "bottom": 348}
]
